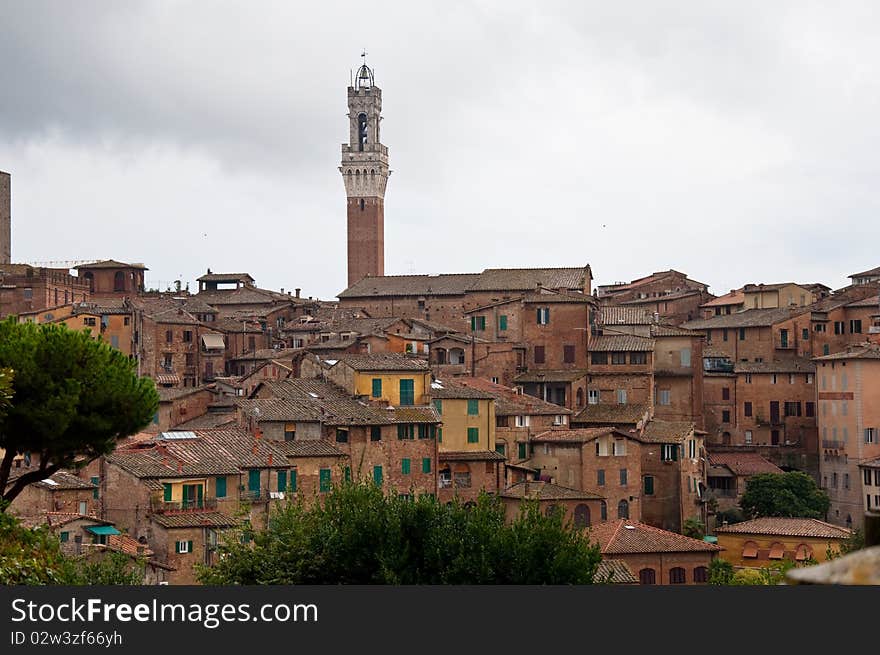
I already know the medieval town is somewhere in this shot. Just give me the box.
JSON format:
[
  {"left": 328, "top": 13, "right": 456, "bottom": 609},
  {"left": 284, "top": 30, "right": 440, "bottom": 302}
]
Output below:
[{"left": 1, "top": 59, "right": 878, "bottom": 586}]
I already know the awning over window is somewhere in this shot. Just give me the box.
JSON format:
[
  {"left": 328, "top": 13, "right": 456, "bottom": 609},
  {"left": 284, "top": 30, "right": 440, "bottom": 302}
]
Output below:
[
  {"left": 768, "top": 542, "right": 785, "bottom": 559},
  {"left": 742, "top": 541, "right": 759, "bottom": 558},
  {"left": 155, "top": 374, "right": 180, "bottom": 385},
  {"left": 201, "top": 334, "right": 226, "bottom": 350},
  {"left": 85, "top": 525, "right": 121, "bottom": 536}
]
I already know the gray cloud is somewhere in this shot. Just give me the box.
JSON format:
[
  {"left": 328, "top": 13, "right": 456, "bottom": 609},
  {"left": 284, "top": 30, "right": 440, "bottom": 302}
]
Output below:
[{"left": 1, "top": 1, "right": 879, "bottom": 298}]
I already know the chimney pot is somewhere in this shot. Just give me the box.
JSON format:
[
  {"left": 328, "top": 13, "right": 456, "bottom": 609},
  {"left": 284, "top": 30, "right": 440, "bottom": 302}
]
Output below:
[
  {"left": 295, "top": 288, "right": 301, "bottom": 298},
  {"left": 268, "top": 453, "right": 273, "bottom": 466}
]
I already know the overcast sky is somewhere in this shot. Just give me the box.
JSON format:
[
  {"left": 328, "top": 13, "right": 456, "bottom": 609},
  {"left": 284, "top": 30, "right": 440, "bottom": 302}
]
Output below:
[{"left": 1, "top": 2, "right": 879, "bottom": 300}]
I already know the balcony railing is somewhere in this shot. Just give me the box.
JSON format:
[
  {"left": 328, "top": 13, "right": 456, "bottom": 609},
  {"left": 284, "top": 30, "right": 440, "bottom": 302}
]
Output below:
[
  {"left": 240, "top": 489, "right": 264, "bottom": 501},
  {"left": 153, "top": 498, "right": 218, "bottom": 513},
  {"left": 775, "top": 338, "right": 797, "bottom": 350},
  {"left": 706, "top": 488, "right": 737, "bottom": 498},
  {"left": 822, "top": 440, "right": 845, "bottom": 450}
]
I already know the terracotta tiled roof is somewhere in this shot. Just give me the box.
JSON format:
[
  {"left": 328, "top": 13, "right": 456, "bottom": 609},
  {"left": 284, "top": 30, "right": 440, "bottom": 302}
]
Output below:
[
  {"left": 859, "top": 456, "right": 880, "bottom": 469},
  {"left": 500, "top": 481, "right": 604, "bottom": 501},
  {"left": 650, "top": 325, "right": 701, "bottom": 337},
  {"left": 438, "top": 450, "right": 506, "bottom": 462},
  {"left": 6, "top": 469, "right": 96, "bottom": 491},
  {"left": 339, "top": 273, "right": 481, "bottom": 298},
  {"left": 734, "top": 359, "right": 815, "bottom": 374},
  {"left": 531, "top": 428, "right": 616, "bottom": 443},
  {"left": 106, "top": 534, "right": 154, "bottom": 558},
  {"left": 589, "top": 519, "right": 721, "bottom": 554},
  {"left": 472, "top": 267, "right": 591, "bottom": 292},
  {"left": 682, "top": 307, "right": 805, "bottom": 330},
  {"left": 271, "top": 441, "right": 347, "bottom": 458},
  {"left": 521, "top": 290, "right": 593, "bottom": 304},
  {"left": 849, "top": 265, "right": 880, "bottom": 278},
  {"left": 636, "top": 420, "right": 695, "bottom": 444},
  {"left": 334, "top": 353, "right": 429, "bottom": 371},
  {"left": 715, "top": 517, "right": 852, "bottom": 539},
  {"left": 451, "top": 377, "right": 571, "bottom": 416},
  {"left": 196, "top": 272, "right": 255, "bottom": 282},
  {"left": 708, "top": 452, "right": 783, "bottom": 476},
  {"left": 74, "top": 259, "right": 148, "bottom": 270},
  {"left": 589, "top": 335, "right": 654, "bottom": 352},
  {"left": 106, "top": 427, "right": 288, "bottom": 479},
  {"left": 41, "top": 513, "right": 111, "bottom": 529},
  {"left": 174, "top": 412, "right": 237, "bottom": 430},
  {"left": 514, "top": 369, "right": 589, "bottom": 383},
  {"left": 701, "top": 290, "right": 745, "bottom": 308},
  {"left": 814, "top": 343, "right": 880, "bottom": 361},
  {"left": 150, "top": 511, "right": 239, "bottom": 529},
  {"left": 596, "top": 559, "right": 638, "bottom": 584},
  {"left": 430, "top": 379, "right": 495, "bottom": 399},
  {"left": 600, "top": 306, "right": 654, "bottom": 325},
  {"left": 619, "top": 288, "right": 703, "bottom": 304},
  {"left": 573, "top": 403, "right": 649, "bottom": 426},
  {"left": 844, "top": 293, "right": 880, "bottom": 308},
  {"left": 157, "top": 385, "right": 214, "bottom": 402}
]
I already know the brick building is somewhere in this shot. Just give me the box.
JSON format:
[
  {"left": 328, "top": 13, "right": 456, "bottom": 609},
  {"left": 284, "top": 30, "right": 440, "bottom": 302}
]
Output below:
[
  {"left": 587, "top": 519, "right": 721, "bottom": 584},
  {"left": 7, "top": 469, "right": 99, "bottom": 518},
  {"left": 499, "top": 480, "right": 605, "bottom": 528},
  {"left": 73, "top": 260, "right": 146, "bottom": 299},
  {"left": 596, "top": 270, "right": 713, "bottom": 325},
  {"left": 815, "top": 344, "right": 880, "bottom": 529},
  {"left": 0, "top": 264, "right": 90, "bottom": 319},
  {"left": 715, "top": 517, "right": 851, "bottom": 567},
  {"left": 705, "top": 451, "right": 783, "bottom": 516}
]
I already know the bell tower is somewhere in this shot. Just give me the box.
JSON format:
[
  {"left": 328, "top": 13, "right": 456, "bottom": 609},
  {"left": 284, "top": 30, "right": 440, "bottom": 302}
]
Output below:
[{"left": 340, "top": 54, "right": 389, "bottom": 287}]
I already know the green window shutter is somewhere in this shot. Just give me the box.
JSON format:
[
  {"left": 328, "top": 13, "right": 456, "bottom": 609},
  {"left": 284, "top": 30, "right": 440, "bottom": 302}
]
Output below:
[
  {"left": 319, "top": 468, "right": 331, "bottom": 492},
  {"left": 438, "top": 428, "right": 443, "bottom": 443},
  {"left": 373, "top": 465, "right": 383, "bottom": 485},
  {"left": 248, "top": 469, "right": 261, "bottom": 492},
  {"left": 91, "top": 476, "right": 100, "bottom": 499},
  {"left": 398, "top": 424, "right": 407, "bottom": 440},
  {"left": 163, "top": 483, "right": 172, "bottom": 502},
  {"left": 429, "top": 425, "right": 437, "bottom": 439},
  {"left": 371, "top": 426, "right": 382, "bottom": 441},
  {"left": 470, "top": 316, "right": 476, "bottom": 331},
  {"left": 215, "top": 476, "right": 227, "bottom": 498},
  {"left": 434, "top": 399, "right": 442, "bottom": 414},
  {"left": 536, "top": 308, "right": 542, "bottom": 324},
  {"left": 518, "top": 443, "right": 527, "bottom": 459},
  {"left": 197, "top": 484, "right": 204, "bottom": 508},
  {"left": 495, "top": 444, "right": 506, "bottom": 456},
  {"left": 188, "top": 540, "right": 193, "bottom": 553},
  {"left": 467, "top": 399, "right": 479, "bottom": 415},
  {"left": 422, "top": 457, "right": 431, "bottom": 473},
  {"left": 344, "top": 467, "right": 351, "bottom": 482},
  {"left": 499, "top": 315, "right": 508, "bottom": 331},
  {"left": 277, "top": 470, "right": 287, "bottom": 492},
  {"left": 372, "top": 378, "right": 382, "bottom": 398},
  {"left": 644, "top": 476, "right": 654, "bottom": 495},
  {"left": 467, "top": 427, "right": 479, "bottom": 443},
  {"left": 418, "top": 424, "right": 427, "bottom": 439},
  {"left": 290, "top": 469, "right": 297, "bottom": 492},
  {"left": 336, "top": 429, "right": 348, "bottom": 443},
  {"left": 175, "top": 541, "right": 180, "bottom": 554},
  {"left": 478, "top": 316, "right": 486, "bottom": 331},
  {"left": 402, "top": 458, "right": 411, "bottom": 474},
  {"left": 399, "top": 379, "right": 415, "bottom": 406},
  {"left": 60, "top": 531, "right": 69, "bottom": 543}
]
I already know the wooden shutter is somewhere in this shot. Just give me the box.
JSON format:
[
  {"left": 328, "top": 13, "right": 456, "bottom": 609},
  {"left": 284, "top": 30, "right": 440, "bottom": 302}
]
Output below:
[
  {"left": 188, "top": 540, "right": 193, "bottom": 553},
  {"left": 373, "top": 466, "right": 383, "bottom": 485},
  {"left": 401, "top": 458, "right": 411, "bottom": 474},
  {"left": 215, "top": 476, "right": 227, "bottom": 498},
  {"left": 433, "top": 399, "right": 442, "bottom": 414},
  {"left": 422, "top": 457, "right": 431, "bottom": 473},
  {"left": 499, "top": 315, "right": 508, "bottom": 331},
  {"left": 467, "top": 427, "right": 479, "bottom": 443},
  {"left": 290, "top": 469, "right": 297, "bottom": 492},
  {"left": 163, "top": 483, "right": 172, "bottom": 502},
  {"left": 467, "top": 399, "right": 479, "bottom": 415},
  {"left": 372, "top": 378, "right": 382, "bottom": 398},
  {"left": 277, "top": 470, "right": 287, "bottom": 492},
  {"left": 319, "top": 468, "right": 331, "bottom": 492}
]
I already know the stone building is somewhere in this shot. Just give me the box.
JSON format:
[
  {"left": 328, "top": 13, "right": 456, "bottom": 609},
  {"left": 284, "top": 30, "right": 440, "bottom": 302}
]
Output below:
[
  {"left": 715, "top": 517, "right": 851, "bottom": 567},
  {"left": 73, "top": 260, "right": 147, "bottom": 299},
  {"left": 0, "top": 264, "right": 90, "bottom": 319}
]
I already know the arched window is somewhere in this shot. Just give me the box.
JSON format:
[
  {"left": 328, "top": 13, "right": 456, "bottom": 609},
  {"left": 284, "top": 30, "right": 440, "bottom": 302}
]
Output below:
[
  {"left": 617, "top": 499, "right": 629, "bottom": 519},
  {"left": 669, "top": 567, "right": 686, "bottom": 584},
  {"left": 693, "top": 566, "right": 708, "bottom": 583},
  {"left": 742, "top": 540, "right": 759, "bottom": 559},
  {"left": 573, "top": 504, "right": 590, "bottom": 528},
  {"left": 576, "top": 388, "right": 584, "bottom": 408},
  {"left": 113, "top": 271, "right": 125, "bottom": 292},
  {"left": 360, "top": 199, "right": 365, "bottom": 211},
  {"left": 434, "top": 348, "right": 447, "bottom": 364},
  {"left": 795, "top": 544, "right": 813, "bottom": 561},
  {"left": 722, "top": 432, "right": 731, "bottom": 445},
  {"left": 545, "top": 504, "right": 558, "bottom": 517},
  {"left": 357, "top": 113, "right": 368, "bottom": 151},
  {"left": 768, "top": 542, "right": 785, "bottom": 560},
  {"left": 83, "top": 271, "right": 94, "bottom": 293},
  {"left": 638, "top": 568, "right": 656, "bottom": 585},
  {"left": 600, "top": 501, "right": 607, "bottom": 521}
]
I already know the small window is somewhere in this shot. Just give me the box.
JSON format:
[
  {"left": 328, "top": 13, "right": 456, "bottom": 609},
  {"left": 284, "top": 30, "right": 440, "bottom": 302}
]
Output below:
[
  {"left": 722, "top": 387, "right": 730, "bottom": 400},
  {"left": 669, "top": 567, "right": 686, "bottom": 584},
  {"left": 563, "top": 345, "right": 575, "bottom": 364},
  {"left": 693, "top": 566, "right": 708, "bottom": 583},
  {"left": 534, "top": 346, "right": 545, "bottom": 364},
  {"left": 499, "top": 315, "right": 508, "bottom": 331},
  {"left": 597, "top": 469, "right": 605, "bottom": 486},
  {"left": 588, "top": 389, "right": 600, "bottom": 404},
  {"left": 536, "top": 307, "right": 550, "bottom": 325},
  {"left": 744, "top": 401, "right": 753, "bottom": 417},
  {"left": 658, "top": 390, "right": 671, "bottom": 406},
  {"left": 616, "top": 389, "right": 627, "bottom": 405},
  {"left": 320, "top": 468, "right": 332, "bottom": 492},
  {"left": 639, "top": 568, "right": 656, "bottom": 585},
  {"left": 371, "top": 378, "right": 382, "bottom": 398},
  {"left": 768, "top": 542, "right": 785, "bottom": 560},
  {"left": 422, "top": 457, "right": 431, "bottom": 474},
  {"left": 467, "top": 427, "right": 479, "bottom": 443},
  {"left": 467, "top": 399, "right": 479, "bottom": 415},
  {"left": 630, "top": 351, "right": 647, "bottom": 365},
  {"left": 336, "top": 429, "right": 349, "bottom": 443},
  {"left": 176, "top": 540, "right": 192, "bottom": 554},
  {"left": 643, "top": 476, "right": 654, "bottom": 495},
  {"left": 610, "top": 352, "right": 627, "bottom": 365},
  {"left": 401, "top": 458, "right": 411, "bottom": 475},
  {"left": 742, "top": 541, "right": 759, "bottom": 558},
  {"left": 619, "top": 468, "right": 628, "bottom": 486},
  {"left": 591, "top": 352, "right": 608, "bottom": 365}
]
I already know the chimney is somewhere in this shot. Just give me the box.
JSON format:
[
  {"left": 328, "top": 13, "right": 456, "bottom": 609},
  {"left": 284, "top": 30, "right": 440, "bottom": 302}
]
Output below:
[
  {"left": 295, "top": 288, "right": 301, "bottom": 298},
  {"left": 177, "top": 459, "right": 182, "bottom": 473},
  {"left": 280, "top": 288, "right": 284, "bottom": 294},
  {"left": 0, "top": 170, "right": 10, "bottom": 265},
  {"left": 268, "top": 453, "right": 273, "bottom": 466}
]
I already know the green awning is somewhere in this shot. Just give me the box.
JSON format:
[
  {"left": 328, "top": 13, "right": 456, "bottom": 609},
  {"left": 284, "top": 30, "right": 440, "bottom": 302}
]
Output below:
[
  {"left": 703, "top": 535, "right": 718, "bottom": 544},
  {"left": 85, "top": 525, "right": 121, "bottom": 536}
]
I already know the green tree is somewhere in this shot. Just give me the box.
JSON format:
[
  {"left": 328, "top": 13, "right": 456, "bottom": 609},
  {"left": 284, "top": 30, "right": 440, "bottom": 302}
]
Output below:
[
  {"left": 0, "top": 367, "right": 12, "bottom": 418},
  {"left": 739, "top": 472, "right": 830, "bottom": 520},
  {"left": 197, "top": 480, "right": 602, "bottom": 584},
  {"left": 707, "top": 558, "right": 735, "bottom": 585},
  {"left": 681, "top": 517, "right": 705, "bottom": 539},
  {"left": 0, "top": 318, "right": 159, "bottom": 505}
]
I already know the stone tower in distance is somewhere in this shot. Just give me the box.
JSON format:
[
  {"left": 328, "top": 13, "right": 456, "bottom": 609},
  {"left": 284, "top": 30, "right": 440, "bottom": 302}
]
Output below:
[
  {"left": 340, "top": 56, "right": 389, "bottom": 287},
  {"left": 0, "top": 170, "right": 10, "bottom": 265}
]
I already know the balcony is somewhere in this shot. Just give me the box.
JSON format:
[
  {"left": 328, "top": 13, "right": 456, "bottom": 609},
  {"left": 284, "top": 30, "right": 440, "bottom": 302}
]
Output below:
[
  {"left": 152, "top": 498, "right": 218, "bottom": 513},
  {"left": 706, "top": 487, "right": 737, "bottom": 498},
  {"left": 822, "top": 440, "right": 845, "bottom": 450},
  {"left": 240, "top": 489, "right": 265, "bottom": 502},
  {"left": 774, "top": 339, "right": 797, "bottom": 350}
]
